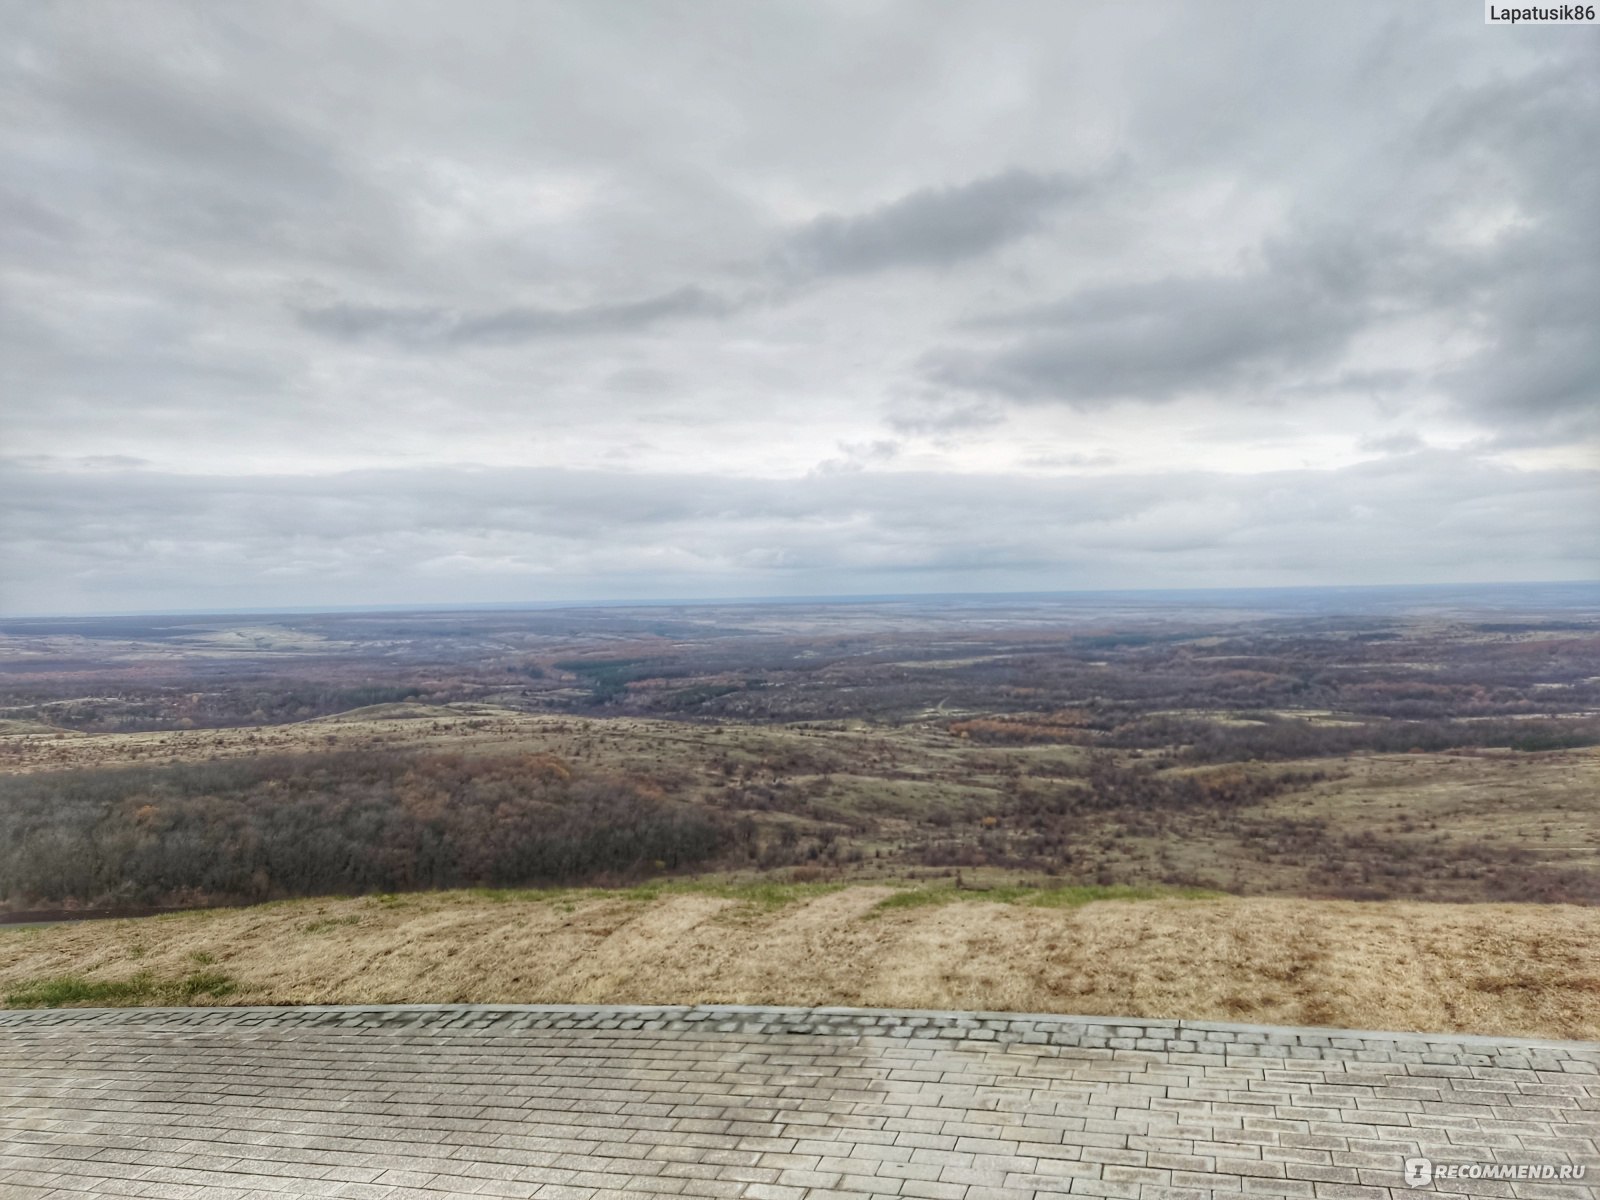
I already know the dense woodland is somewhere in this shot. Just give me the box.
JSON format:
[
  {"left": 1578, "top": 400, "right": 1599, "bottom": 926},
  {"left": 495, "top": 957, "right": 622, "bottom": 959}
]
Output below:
[
  {"left": 0, "top": 746, "right": 1324, "bottom": 909},
  {"left": 0, "top": 753, "right": 729, "bottom": 908}
]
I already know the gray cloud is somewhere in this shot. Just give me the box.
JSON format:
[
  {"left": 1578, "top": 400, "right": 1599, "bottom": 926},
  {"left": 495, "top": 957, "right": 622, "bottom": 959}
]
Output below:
[
  {"left": 927, "top": 232, "right": 1383, "bottom": 405},
  {"left": 777, "top": 169, "right": 1085, "bottom": 278},
  {"left": 883, "top": 394, "right": 1006, "bottom": 436},
  {"left": 297, "top": 286, "right": 732, "bottom": 347},
  {"left": 1358, "top": 432, "right": 1425, "bottom": 456},
  {"left": 297, "top": 167, "right": 1083, "bottom": 349}
]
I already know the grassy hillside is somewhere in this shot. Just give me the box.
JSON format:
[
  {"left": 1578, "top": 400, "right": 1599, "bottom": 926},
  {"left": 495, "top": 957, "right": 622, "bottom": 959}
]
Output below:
[{"left": 4, "top": 885, "right": 1597, "bottom": 1041}]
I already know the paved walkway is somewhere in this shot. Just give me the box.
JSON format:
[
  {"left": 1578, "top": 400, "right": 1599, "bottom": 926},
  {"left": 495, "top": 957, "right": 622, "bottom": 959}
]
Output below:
[{"left": 1, "top": 1005, "right": 1595, "bottom": 1200}]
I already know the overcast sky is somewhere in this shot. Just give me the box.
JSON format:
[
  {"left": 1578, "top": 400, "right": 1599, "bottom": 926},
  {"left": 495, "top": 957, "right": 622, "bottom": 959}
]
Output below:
[{"left": 2, "top": 1, "right": 1596, "bottom": 614}]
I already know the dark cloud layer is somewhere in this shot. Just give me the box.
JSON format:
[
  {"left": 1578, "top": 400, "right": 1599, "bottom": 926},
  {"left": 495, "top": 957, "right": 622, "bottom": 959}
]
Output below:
[
  {"left": 0, "top": 1, "right": 1595, "bottom": 613},
  {"left": 930, "top": 234, "right": 1379, "bottom": 405},
  {"left": 297, "top": 286, "right": 731, "bottom": 347},
  {"left": 778, "top": 169, "right": 1084, "bottom": 278}
]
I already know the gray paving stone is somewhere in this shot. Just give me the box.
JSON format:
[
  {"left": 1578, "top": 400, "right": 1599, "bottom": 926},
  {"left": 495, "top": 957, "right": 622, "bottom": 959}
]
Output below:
[{"left": 0, "top": 1005, "right": 1595, "bottom": 1199}]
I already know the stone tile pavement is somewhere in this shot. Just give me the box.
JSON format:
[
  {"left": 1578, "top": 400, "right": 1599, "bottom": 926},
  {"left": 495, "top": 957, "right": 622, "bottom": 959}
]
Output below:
[{"left": 0, "top": 1005, "right": 1594, "bottom": 1200}]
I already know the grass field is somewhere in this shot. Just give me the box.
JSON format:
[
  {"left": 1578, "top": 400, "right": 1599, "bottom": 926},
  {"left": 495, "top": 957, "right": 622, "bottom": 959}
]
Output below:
[{"left": 4, "top": 885, "right": 1597, "bottom": 1040}]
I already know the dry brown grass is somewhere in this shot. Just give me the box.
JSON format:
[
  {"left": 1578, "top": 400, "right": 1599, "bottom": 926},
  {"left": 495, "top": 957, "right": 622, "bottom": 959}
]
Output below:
[
  {"left": 0, "top": 705, "right": 568, "bottom": 775},
  {"left": 3, "top": 888, "right": 1596, "bottom": 1040}
]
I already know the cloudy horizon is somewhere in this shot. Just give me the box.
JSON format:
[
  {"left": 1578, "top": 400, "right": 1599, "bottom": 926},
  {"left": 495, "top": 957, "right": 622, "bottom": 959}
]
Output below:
[{"left": 3, "top": 1, "right": 1597, "bottom": 616}]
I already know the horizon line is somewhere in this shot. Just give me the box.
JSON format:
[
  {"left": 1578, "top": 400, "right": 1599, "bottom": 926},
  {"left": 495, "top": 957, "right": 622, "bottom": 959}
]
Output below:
[{"left": 3, "top": 578, "right": 1598, "bottom": 623}]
